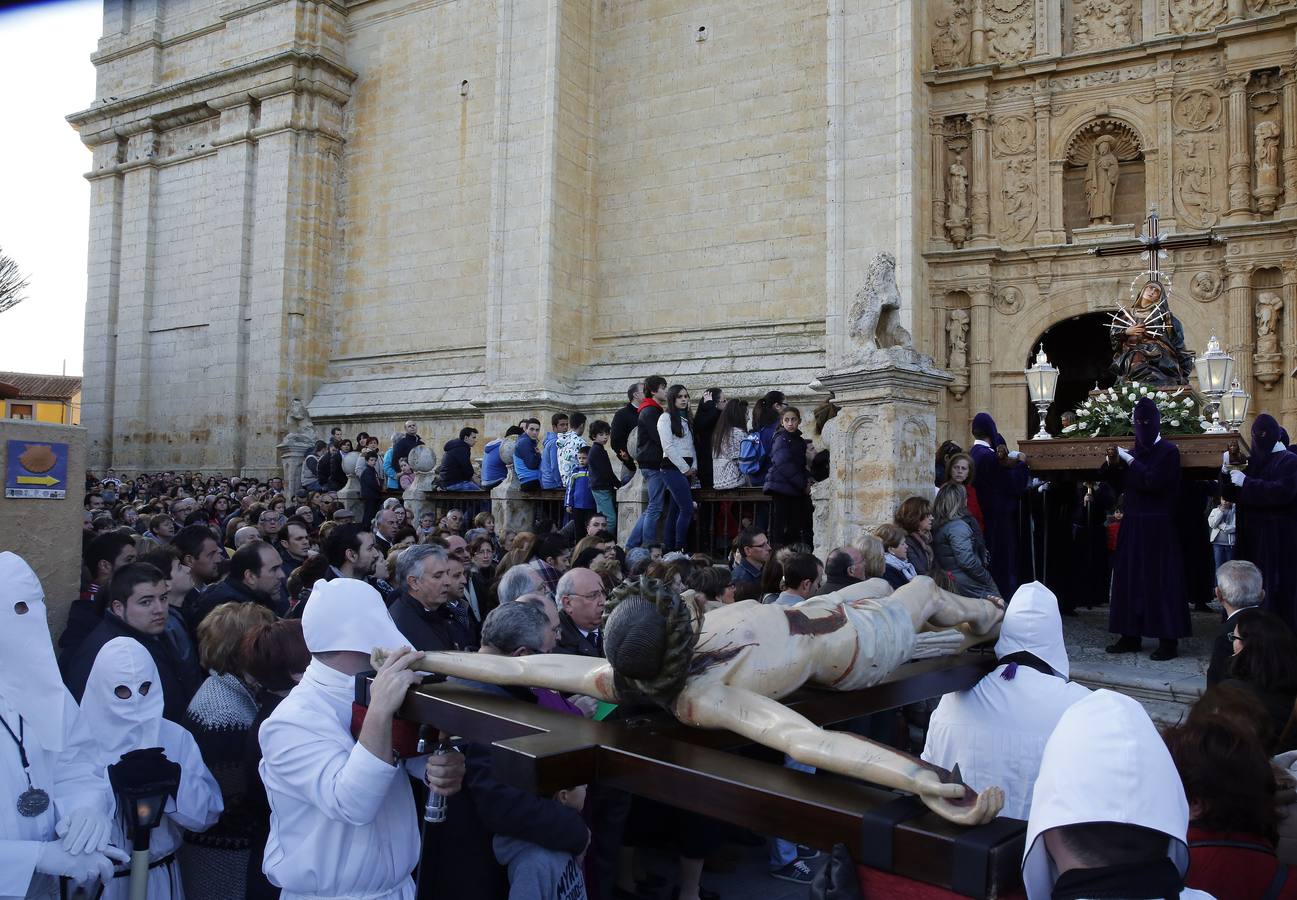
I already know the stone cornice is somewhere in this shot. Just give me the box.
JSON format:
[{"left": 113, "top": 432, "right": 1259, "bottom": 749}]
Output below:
[{"left": 67, "top": 49, "right": 357, "bottom": 138}]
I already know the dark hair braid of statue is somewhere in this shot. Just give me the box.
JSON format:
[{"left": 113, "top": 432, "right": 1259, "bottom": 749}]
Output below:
[{"left": 601, "top": 575, "right": 699, "bottom": 710}]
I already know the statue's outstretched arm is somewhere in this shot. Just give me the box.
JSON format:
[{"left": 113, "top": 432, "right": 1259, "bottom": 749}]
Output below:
[
  {"left": 680, "top": 682, "right": 1003, "bottom": 826},
  {"left": 372, "top": 647, "right": 620, "bottom": 702}
]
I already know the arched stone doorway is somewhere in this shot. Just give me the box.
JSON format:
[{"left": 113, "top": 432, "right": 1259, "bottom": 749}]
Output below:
[{"left": 1025, "top": 312, "right": 1114, "bottom": 436}]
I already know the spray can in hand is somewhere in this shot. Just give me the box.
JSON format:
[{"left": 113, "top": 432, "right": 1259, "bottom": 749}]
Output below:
[{"left": 416, "top": 726, "right": 455, "bottom": 824}]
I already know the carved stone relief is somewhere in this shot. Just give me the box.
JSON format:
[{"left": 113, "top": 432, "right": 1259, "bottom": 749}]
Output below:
[
  {"left": 932, "top": 0, "right": 972, "bottom": 70},
  {"left": 1070, "top": 0, "right": 1136, "bottom": 53},
  {"left": 1173, "top": 89, "right": 1222, "bottom": 132},
  {"left": 1174, "top": 135, "right": 1222, "bottom": 229},
  {"left": 1189, "top": 270, "right": 1223, "bottom": 302},
  {"left": 993, "top": 115, "right": 1035, "bottom": 156},
  {"left": 985, "top": 0, "right": 1034, "bottom": 64},
  {"left": 1169, "top": 0, "right": 1227, "bottom": 33},
  {"left": 995, "top": 285, "right": 1025, "bottom": 315},
  {"left": 998, "top": 159, "right": 1037, "bottom": 242}
]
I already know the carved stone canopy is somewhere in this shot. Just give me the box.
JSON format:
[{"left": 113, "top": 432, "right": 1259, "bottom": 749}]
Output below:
[{"left": 1065, "top": 118, "right": 1143, "bottom": 165}]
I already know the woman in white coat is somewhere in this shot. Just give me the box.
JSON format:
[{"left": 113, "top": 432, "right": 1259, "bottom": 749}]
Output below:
[{"left": 67, "top": 638, "right": 222, "bottom": 900}]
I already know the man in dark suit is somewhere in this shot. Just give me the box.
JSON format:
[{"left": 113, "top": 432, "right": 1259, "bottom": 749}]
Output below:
[
  {"left": 388, "top": 544, "right": 470, "bottom": 653},
  {"left": 1206, "top": 559, "right": 1264, "bottom": 686},
  {"left": 554, "top": 567, "right": 605, "bottom": 657}
]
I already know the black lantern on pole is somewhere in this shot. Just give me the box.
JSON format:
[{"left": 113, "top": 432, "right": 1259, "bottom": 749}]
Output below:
[{"left": 107, "top": 747, "right": 182, "bottom": 900}]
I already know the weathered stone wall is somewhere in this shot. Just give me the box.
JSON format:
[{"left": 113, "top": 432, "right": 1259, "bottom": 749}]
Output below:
[{"left": 0, "top": 422, "right": 87, "bottom": 641}]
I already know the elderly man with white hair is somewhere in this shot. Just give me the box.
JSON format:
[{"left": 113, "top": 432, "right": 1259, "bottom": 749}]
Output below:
[
  {"left": 258, "top": 578, "right": 466, "bottom": 900},
  {"left": 0, "top": 552, "right": 125, "bottom": 900},
  {"left": 554, "top": 568, "right": 606, "bottom": 658},
  {"left": 1206, "top": 559, "right": 1265, "bottom": 686},
  {"left": 922, "top": 581, "right": 1090, "bottom": 820},
  {"left": 497, "top": 563, "right": 547, "bottom": 605}
]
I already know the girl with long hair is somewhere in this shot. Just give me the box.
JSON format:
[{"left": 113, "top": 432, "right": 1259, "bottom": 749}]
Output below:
[{"left": 656, "top": 384, "right": 697, "bottom": 552}]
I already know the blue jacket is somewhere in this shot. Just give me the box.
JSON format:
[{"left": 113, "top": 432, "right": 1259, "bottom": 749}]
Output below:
[
  {"left": 750, "top": 421, "right": 780, "bottom": 486},
  {"left": 382, "top": 447, "right": 400, "bottom": 490},
  {"left": 482, "top": 438, "right": 506, "bottom": 484},
  {"left": 514, "top": 435, "right": 541, "bottom": 485},
  {"left": 564, "top": 468, "right": 595, "bottom": 510},
  {"left": 540, "top": 433, "right": 562, "bottom": 489},
  {"left": 763, "top": 428, "right": 810, "bottom": 497}
]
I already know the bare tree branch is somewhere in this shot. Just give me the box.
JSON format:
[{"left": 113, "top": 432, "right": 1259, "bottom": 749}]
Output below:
[{"left": 0, "top": 248, "right": 30, "bottom": 316}]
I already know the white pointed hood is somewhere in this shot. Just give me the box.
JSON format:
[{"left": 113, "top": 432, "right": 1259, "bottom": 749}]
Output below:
[
  {"left": 302, "top": 576, "right": 409, "bottom": 655},
  {"left": 69, "top": 637, "right": 165, "bottom": 767},
  {"left": 0, "top": 552, "right": 71, "bottom": 751},
  {"left": 1022, "top": 690, "right": 1189, "bottom": 899},
  {"left": 995, "top": 582, "right": 1070, "bottom": 678}
]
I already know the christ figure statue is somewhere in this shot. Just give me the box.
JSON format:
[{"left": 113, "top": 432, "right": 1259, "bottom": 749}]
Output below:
[{"left": 375, "top": 575, "right": 1007, "bottom": 826}]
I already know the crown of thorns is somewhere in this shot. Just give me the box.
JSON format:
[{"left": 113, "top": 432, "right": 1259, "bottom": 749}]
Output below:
[{"left": 601, "top": 576, "right": 699, "bottom": 709}]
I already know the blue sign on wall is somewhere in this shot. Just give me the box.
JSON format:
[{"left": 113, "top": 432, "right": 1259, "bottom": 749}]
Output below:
[{"left": 5, "top": 440, "right": 69, "bottom": 500}]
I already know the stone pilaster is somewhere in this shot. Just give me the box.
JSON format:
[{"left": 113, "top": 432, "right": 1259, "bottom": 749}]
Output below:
[
  {"left": 481, "top": 0, "right": 597, "bottom": 405},
  {"left": 110, "top": 128, "right": 160, "bottom": 462},
  {"left": 816, "top": 356, "right": 952, "bottom": 553},
  {"left": 1282, "top": 261, "right": 1297, "bottom": 435},
  {"left": 930, "top": 116, "right": 947, "bottom": 247},
  {"left": 969, "top": 282, "right": 993, "bottom": 416},
  {"left": 1153, "top": 79, "right": 1178, "bottom": 232},
  {"left": 1280, "top": 66, "right": 1297, "bottom": 218},
  {"left": 81, "top": 139, "right": 124, "bottom": 471},
  {"left": 970, "top": 112, "right": 992, "bottom": 244},
  {"left": 1033, "top": 91, "right": 1060, "bottom": 244},
  {"left": 1224, "top": 74, "right": 1255, "bottom": 223},
  {"left": 1225, "top": 263, "right": 1254, "bottom": 391}
]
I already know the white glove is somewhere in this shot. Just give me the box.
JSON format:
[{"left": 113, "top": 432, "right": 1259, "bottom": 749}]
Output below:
[
  {"left": 34, "top": 840, "right": 127, "bottom": 884},
  {"left": 1008, "top": 450, "right": 1023, "bottom": 460},
  {"left": 57, "top": 807, "right": 113, "bottom": 855},
  {"left": 1222, "top": 450, "right": 1231, "bottom": 472},
  {"left": 1116, "top": 447, "right": 1133, "bottom": 464},
  {"left": 1229, "top": 469, "right": 1245, "bottom": 487}
]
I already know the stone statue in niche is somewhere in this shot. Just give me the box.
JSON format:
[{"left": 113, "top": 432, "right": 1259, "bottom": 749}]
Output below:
[
  {"left": 1169, "top": 0, "right": 1227, "bottom": 33},
  {"left": 1257, "top": 291, "right": 1283, "bottom": 356},
  {"left": 946, "top": 153, "right": 969, "bottom": 246},
  {"left": 847, "top": 253, "right": 913, "bottom": 360},
  {"left": 1085, "top": 136, "right": 1121, "bottom": 224},
  {"left": 947, "top": 308, "right": 969, "bottom": 372},
  {"left": 1254, "top": 121, "right": 1282, "bottom": 214},
  {"left": 1255, "top": 290, "right": 1284, "bottom": 388}
]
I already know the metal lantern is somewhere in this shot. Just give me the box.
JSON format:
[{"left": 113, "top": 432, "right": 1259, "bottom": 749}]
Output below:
[
  {"left": 1024, "top": 344, "right": 1060, "bottom": 440},
  {"left": 1194, "top": 335, "right": 1234, "bottom": 434},
  {"left": 1219, "top": 378, "right": 1250, "bottom": 431}
]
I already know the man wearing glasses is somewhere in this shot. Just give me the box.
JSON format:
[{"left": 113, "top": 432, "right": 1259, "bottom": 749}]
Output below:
[
  {"left": 554, "top": 568, "right": 606, "bottom": 657},
  {"left": 731, "top": 528, "right": 772, "bottom": 585}
]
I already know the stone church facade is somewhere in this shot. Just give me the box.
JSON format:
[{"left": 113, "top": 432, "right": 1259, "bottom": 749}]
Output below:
[{"left": 72, "top": 0, "right": 1297, "bottom": 476}]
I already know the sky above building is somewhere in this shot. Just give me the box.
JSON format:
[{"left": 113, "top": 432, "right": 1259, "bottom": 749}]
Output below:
[{"left": 0, "top": 0, "right": 99, "bottom": 377}]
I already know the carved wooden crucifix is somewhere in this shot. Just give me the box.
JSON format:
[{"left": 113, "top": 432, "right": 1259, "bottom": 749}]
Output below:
[{"left": 364, "top": 652, "right": 1029, "bottom": 897}]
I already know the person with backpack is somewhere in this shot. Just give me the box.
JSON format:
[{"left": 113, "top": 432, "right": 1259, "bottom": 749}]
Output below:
[
  {"left": 764, "top": 405, "right": 814, "bottom": 548},
  {"left": 711, "top": 399, "right": 750, "bottom": 490},
  {"left": 540, "top": 413, "right": 567, "bottom": 490},
  {"left": 750, "top": 390, "right": 786, "bottom": 488}
]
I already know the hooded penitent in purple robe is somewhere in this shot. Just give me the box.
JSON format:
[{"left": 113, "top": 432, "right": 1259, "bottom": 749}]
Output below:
[
  {"left": 969, "top": 413, "right": 1029, "bottom": 598},
  {"left": 1108, "top": 399, "right": 1191, "bottom": 640},
  {"left": 1224, "top": 413, "right": 1297, "bottom": 628}
]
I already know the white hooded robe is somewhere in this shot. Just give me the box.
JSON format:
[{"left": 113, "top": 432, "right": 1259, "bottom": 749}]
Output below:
[
  {"left": 0, "top": 553, "right": 113, "bottom": 900},
  {"left": 1023, "top": 690, "right": 1215, "bottom": 899},
  {"left": 66, "top": 638, "right": 222, "bottom": 900},
  {"left": 922, "top": 582, "right": 1091, "bottom": 820},
  {"left": 258, "top": 577, "right": 424, "bottom": 900}
]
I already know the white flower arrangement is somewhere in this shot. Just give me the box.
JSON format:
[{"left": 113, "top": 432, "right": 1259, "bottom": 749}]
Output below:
[{"left": 1061, "top": 382, "right": 1206, "bottom": 438}]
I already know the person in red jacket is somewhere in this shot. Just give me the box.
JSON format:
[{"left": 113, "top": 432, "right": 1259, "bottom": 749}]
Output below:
[{"left": 1163, "top": 685, "right": 1297, "bottom": 899}]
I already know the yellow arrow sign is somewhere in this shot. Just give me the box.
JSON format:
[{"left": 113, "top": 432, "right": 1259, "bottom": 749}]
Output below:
[{"left": 16, "top": 475, "right": 60, "bottom": 486}]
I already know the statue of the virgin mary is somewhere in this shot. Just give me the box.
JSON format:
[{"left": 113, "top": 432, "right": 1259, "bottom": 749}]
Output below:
[{"left": 1109, "top": 274, "right": 1195, "bottom": 387}]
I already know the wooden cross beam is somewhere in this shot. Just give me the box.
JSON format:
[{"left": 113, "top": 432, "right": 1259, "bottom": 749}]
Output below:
[
  {"left": 1087, "top": 209, "right": 1220, "bottom": 268},
  {"left": 363, "top": 652, "right": 1028, "bottom": 898}
]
